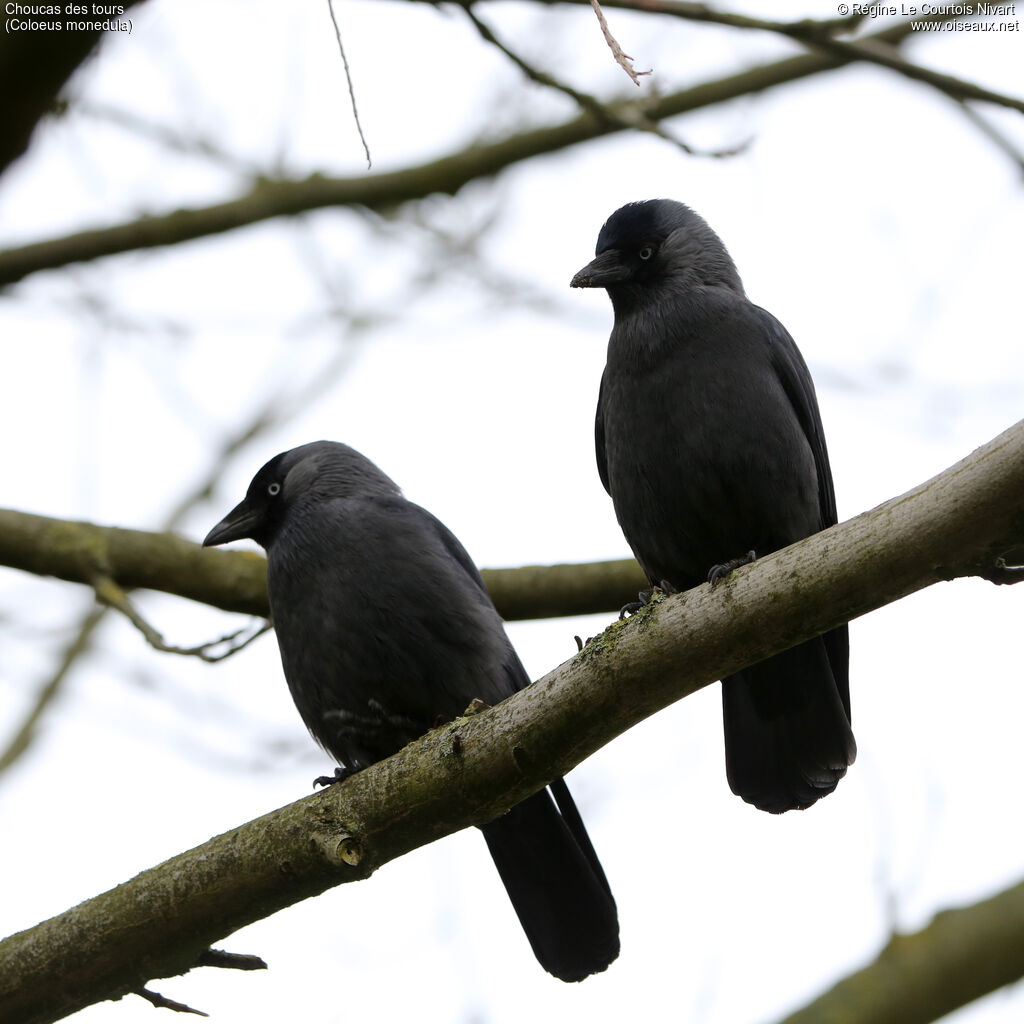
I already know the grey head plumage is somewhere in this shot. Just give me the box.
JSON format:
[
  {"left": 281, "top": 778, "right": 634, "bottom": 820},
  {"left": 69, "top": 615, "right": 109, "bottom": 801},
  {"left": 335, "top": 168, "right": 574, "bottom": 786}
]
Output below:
[
  {"left": 570, "top": 199, "right": 745, "bottom": 316},
  {"left": 202, "top": 440, "right": 401, "bottom": 550}
]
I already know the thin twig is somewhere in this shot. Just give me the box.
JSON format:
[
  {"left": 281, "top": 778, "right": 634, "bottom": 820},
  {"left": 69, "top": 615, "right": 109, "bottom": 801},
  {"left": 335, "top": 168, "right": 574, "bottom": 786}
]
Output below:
[
  {"left": 327, "top": 0, "right": 372, "bottom": 168},
  {"left": 588, "top": 0, "right": 651, "bottom": 85},
  {"left": 73, "top": 101, "right": 264, "bottom": 177},
  {"left": 91, "top": 575, "right": 271, "bottom": 663},
  {"left": 955, "top": 101, "right": 1024, "bottom": 180},
  {"left": 792, "top": 27, "right": 1024, "bottom": 111},
  {"left": 196, "top": 948, "right": 268, "bottom": 971},
  {"left": 0, "top": 604, "right": 106, "bottom": 775},
  {"left": 464, "top": 5, "right": 748, "bottom": 158},
  {"left": 136, "top": 987, "right": 209, "bottom": 1017}
]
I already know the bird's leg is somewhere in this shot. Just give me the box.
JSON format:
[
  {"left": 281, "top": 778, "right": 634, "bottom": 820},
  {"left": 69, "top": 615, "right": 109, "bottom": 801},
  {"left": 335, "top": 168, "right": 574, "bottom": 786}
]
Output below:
[
  {"left": 707, "top": 550, "right": 757, "bottom": 586},
  {"left": 313, "top": 765, "right": 361, "bottom": 788},
  {"left": 321, "top": 700, "right": 424, "bottom": 767}
]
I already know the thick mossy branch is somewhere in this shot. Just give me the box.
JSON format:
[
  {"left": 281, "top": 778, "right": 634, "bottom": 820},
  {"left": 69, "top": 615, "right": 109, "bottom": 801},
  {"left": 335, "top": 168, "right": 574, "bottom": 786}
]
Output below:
[
  {"left": 0, "top": 511, "right": 272, "bottom": 617},
  {"left": 0, "top": 14, "right": 950, "bottom": 286},
  {"left": 779, "top": 879, "right": 1024, "bottom": 1024},
  {"left": 0, "top": 507, "right": 647, "bottom": 622},
  {"left": 1, "top": 420, "right": 1022, "bottom": 1024}
]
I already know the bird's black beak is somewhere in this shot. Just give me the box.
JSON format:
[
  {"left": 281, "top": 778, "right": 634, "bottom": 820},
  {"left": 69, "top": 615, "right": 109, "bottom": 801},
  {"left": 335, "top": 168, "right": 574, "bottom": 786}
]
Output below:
[
  {"left": 570, "top": 249, "right": 630, "bottom": 289},
  {"left": 203, "top": 499, "right": 261, "bottom": 547}
]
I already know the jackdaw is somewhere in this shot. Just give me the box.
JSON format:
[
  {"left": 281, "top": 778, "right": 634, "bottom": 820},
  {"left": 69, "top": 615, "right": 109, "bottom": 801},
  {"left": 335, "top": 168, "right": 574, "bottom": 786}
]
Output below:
[
  {"left": 203, "top": 441, "right": 619, "bottom": 981},
  {"left": 571, "top": 199, "right": 855, "bottom": 814}
]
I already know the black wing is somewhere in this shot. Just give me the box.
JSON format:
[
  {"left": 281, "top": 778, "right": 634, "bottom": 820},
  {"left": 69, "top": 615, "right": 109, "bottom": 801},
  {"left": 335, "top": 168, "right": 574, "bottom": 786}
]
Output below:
[
  {"left": 418, "top": 502, "right": 533, "bottom": 696},
  {"left": 417, "top": 503, "right": 492, "bottom": 598},
  {"left": 760, "top": 306, "right": 850, "bottom": 719},
  {"left": 595, "top": 370, "right": 610, "bottom": 495},
  {"left": 761, "top": 308, "right": 838, "bottom": 529}
]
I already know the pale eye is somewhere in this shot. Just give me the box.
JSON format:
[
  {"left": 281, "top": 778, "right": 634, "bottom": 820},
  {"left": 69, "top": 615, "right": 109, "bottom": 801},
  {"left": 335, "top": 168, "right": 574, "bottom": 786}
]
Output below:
[
  {"left": 638, "top": 246, "right": 655, "bottom": 261},
  {"left": 267, "top": 482, "right": 281, "bottom": 497}
]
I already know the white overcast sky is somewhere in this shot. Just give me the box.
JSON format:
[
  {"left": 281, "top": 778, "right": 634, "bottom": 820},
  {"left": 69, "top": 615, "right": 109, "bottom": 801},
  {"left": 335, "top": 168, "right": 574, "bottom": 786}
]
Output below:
[{"left": 1, "top": 2, "right": 1022, "bottom": 1022}]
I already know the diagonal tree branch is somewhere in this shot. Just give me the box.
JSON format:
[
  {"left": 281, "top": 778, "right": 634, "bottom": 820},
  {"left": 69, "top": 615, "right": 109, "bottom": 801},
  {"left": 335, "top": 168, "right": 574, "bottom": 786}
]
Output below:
[
  {"left": 0, "top": 11, "right": 966, "bottom": 288},
  {"left": 1, "top": 418, "right": 1022, "bottom": 1024}
]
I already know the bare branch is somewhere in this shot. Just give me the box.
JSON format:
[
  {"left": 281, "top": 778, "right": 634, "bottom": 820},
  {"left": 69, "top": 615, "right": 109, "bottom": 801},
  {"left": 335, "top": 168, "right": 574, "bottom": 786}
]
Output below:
[
  {"left": 0, "top": 13, "right": 955, "bottom": 287},
  {"left": 787, "top": 28, "right": 1024, "bottom": 112},
  {"left": 91, "top": 574, "right": 270, "bottom": 662},
  {"left": 1, "top": 418, "right": 1022, "bottom": 1024}
]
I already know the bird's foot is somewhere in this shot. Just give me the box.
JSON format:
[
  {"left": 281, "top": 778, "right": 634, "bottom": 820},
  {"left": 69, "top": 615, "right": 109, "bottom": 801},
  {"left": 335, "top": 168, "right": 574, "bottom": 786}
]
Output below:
[
  {"left": 313, "top": 765, "right": 360, "bottom": 789},
  {"left": 618, "top": 588, "right": 653, "bottom": 619},
  {"left": 708, "top": 550, "right": 757, "bottom": 587},
  {"left": 618, "top": 581, "right": 678, "bottom": 619}
]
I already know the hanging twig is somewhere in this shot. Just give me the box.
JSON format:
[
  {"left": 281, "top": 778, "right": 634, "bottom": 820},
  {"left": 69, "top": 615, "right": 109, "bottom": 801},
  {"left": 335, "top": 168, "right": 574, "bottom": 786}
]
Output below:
[
  {"left": 327, "top": 0, "right": 373, "bottom": 168},
  {"left": 91, "top": 575, "right": 271, "bottom": 663},
  {"left": 588, "top": 0, "right": 651, "bottom": 85}
]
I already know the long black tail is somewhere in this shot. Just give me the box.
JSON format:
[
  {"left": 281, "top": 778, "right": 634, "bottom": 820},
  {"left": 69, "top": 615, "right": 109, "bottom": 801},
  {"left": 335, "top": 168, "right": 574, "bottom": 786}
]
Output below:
[
  {"left": 722, "top": 625, "right": 856, "bottom": 814},
  {"left": 480, "top": 783, "right": 619, "bottom": 982}
]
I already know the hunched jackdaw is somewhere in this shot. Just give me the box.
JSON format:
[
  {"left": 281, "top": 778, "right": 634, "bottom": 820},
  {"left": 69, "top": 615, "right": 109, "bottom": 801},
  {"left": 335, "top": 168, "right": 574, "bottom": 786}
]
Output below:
[
  {"left": 203, "top": 441, "right": 619, "bottom": 981},
  {"left": 571, "top": 199, "right": 856, "bottom": 814}
]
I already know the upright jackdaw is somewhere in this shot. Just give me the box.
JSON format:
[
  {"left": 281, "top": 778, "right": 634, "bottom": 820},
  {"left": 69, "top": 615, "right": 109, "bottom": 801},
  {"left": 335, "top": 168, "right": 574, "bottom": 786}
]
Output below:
[
  {"left": 571, "top": 199, "right": 855, "bottom": 814},
  {"left": 204, "top": 441, "right": 619, "bottom": 981}
]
